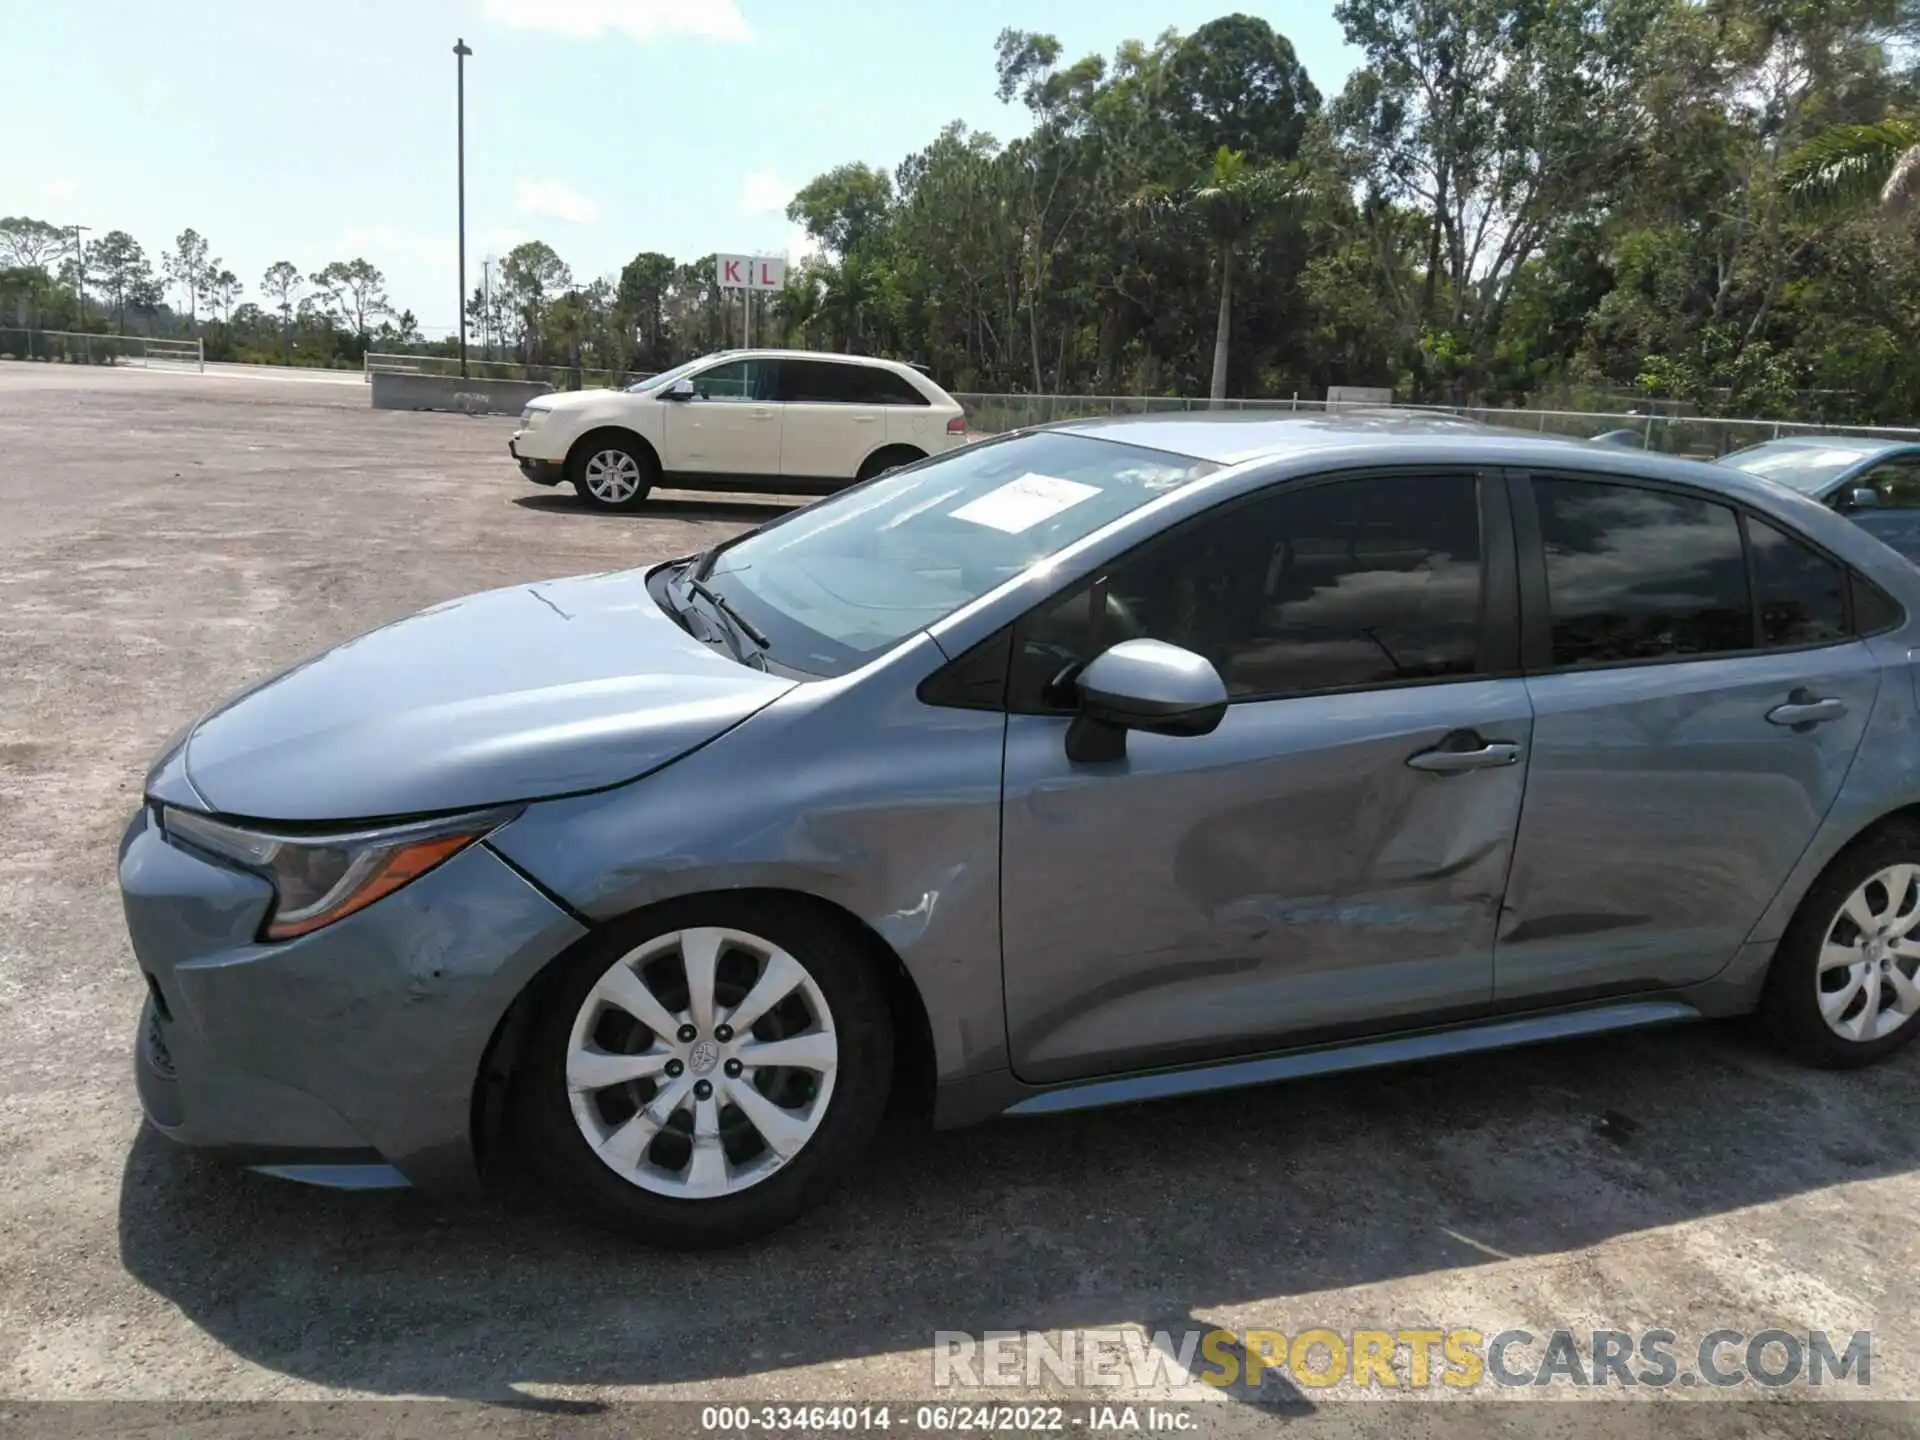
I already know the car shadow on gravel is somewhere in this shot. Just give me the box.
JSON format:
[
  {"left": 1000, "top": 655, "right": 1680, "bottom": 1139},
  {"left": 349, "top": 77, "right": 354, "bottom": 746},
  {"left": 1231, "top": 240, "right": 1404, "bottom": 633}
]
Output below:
[
  {"left": 512, "top": 492, "right": 803, "bottom": 523},
  {"left": 118, "top": 1019, "right": 1920, "bottom": 1405}
]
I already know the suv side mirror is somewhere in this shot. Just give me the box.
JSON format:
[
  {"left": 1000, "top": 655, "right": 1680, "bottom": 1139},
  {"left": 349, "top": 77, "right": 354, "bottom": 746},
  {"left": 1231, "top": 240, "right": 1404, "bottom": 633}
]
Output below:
[
  {"left": 1066, "top": 639, "right": 1229, "bottom": 763},
  {"left": 663, "top": 378, "right": 696, "bottom": 402},
  {"left": 1845, "top": 485, "right": 1881, "bottom": 510}
]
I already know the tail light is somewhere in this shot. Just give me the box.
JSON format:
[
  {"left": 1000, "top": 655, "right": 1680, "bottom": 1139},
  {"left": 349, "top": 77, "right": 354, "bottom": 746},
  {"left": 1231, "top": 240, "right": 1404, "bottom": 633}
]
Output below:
[{"left": 946, "top": 414, "right": 967, "bottom": 435}]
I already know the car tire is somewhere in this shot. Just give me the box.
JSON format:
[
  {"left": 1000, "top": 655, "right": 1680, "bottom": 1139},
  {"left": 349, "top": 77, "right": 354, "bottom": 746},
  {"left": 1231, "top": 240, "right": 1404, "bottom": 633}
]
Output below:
[
  {"left": 856, "top": 446, "right": 923, "bottom": 483},
  {"left": 514, "top": 895, "right": 894, "bottom": 1248},
  {"left": 1760, "top": 825, "right": 1920, "bottom": 1068},
  {"left": 570, "top": 436, "right": 656, "bottom": 512}
]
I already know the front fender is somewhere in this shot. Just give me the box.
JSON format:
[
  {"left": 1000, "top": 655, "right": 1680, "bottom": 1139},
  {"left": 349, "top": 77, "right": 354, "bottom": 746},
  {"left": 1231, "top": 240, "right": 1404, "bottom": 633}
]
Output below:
[{"left": 487, "top": 636, "right": 1009, "bottom": 1084}]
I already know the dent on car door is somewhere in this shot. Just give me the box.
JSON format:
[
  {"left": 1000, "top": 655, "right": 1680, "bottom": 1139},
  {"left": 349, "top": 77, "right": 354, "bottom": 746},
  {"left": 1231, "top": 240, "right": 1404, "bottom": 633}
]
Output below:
[
  {"left": 997, "top": 468, "right": 1536, "bottom": 1085},
  {"left": 1495, "top": 472, "right": 1881, "bottom": 1002}
]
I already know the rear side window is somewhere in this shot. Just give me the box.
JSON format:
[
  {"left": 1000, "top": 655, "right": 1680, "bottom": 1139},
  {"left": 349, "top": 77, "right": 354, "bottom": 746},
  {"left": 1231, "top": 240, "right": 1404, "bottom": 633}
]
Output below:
[
  {"left": 775, "top": 361, "right": 928, "bottom": 406},
  {"left": 1532, "top": 478, "right": 1749, "bottom": 666},
  {"left": 852, "top": 367, "right": 929, "bottom": 405},
  {"left": 1748, "top": 517, "right": 1847, "bottom": 647}
]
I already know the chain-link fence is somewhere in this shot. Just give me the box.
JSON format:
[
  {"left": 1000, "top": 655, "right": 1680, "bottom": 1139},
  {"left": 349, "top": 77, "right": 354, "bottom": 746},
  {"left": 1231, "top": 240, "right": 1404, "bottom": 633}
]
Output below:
[
  {"left": 0, "top": 329, "right": 203, "bottom": 370},
  {"left": 951, "top": 392, "right": 1920, "bottom": 458}
]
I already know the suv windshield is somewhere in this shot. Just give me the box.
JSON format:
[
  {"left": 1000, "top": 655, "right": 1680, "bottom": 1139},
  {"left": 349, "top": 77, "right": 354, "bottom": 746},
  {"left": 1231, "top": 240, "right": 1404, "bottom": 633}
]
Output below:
[{"left": 699, "top": 430, "right": 1217, "bottom": 677}]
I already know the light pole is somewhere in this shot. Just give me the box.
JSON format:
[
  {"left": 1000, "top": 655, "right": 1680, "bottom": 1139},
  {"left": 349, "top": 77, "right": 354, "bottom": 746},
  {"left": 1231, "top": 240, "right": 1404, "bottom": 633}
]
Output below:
[{"left": 454, "top": 37, "right": 472, "bottom": 378}]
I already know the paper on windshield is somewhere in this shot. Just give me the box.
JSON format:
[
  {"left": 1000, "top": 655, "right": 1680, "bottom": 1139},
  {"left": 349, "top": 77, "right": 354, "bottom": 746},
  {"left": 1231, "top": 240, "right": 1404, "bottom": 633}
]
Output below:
[{"left": 949, "top": 473, "right": 1102, "bottom": 533}]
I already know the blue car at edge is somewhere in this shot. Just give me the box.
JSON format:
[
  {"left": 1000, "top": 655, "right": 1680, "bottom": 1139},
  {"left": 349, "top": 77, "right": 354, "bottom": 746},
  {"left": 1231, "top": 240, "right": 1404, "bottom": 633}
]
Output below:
[{"left": 121, "top": 412, "right": 1920, "bottom": 1246}]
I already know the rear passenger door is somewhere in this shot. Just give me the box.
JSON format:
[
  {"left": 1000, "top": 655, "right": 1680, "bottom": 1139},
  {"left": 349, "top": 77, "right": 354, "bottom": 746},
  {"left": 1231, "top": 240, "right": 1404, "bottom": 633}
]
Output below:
[
  {"left": 776, "top": 360, "right": 888, "bottom": 483},
  {"left": 1495, "top": 471, "right": 1886, "bottom": 1003}
]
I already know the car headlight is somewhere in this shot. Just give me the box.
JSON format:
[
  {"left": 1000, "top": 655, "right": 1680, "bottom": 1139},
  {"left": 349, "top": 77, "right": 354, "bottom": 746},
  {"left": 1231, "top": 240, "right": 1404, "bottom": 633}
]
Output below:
[
  {"left": 160, "top": 805, "right": 519, "bottom": 940},
  {"left": 520, "top": 406, "right": 548, "bottom": 429}
]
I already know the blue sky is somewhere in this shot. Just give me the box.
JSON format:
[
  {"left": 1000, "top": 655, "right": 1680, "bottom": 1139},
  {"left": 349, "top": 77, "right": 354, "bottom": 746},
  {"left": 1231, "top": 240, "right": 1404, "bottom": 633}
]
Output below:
[{"left": 0, "top": 1, "right": 1357, "bottom": 335}]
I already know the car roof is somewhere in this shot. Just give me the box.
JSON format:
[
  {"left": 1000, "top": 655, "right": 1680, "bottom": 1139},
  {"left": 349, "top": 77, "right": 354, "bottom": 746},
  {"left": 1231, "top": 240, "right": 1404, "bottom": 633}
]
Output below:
[
  {"left": 724, "top": 348, "right": 922, "bottom": 372},
  {"left": 1044, "top": 410, "right": 1533, "bottom": 465},
  {"left": 1724, "top": 434, "right": 1916, "bottom": 460}
]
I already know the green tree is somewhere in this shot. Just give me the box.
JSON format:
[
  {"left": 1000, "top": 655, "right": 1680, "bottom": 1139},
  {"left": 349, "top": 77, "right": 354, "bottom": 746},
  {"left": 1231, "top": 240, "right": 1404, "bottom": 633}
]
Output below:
[
  {"left": 91, "top": 230, "right": 151, "bottom": 333},
  {"left": 497, "top": 241, "right": 572, "bottom": 365},
  {"left": 616, "top": 250, "right": 676, "bottom": 366},
  {"left": 307, "top": 258, "right": 391, "bottom": 344},
  {"left": 1783, "top": 118, "right": 1920, "bottom": 215},
  {"left": 1136, "top": 147, "right": 1309, "bottom": 401},
  {"left": 260, "top": 261, "right": 303, "bottom": 359},
  {"left": 0, "top": 216, "right": 66, "bottom": 271},
  {"left": 162, "top": 228, "right": 211, "bottom": 328}
]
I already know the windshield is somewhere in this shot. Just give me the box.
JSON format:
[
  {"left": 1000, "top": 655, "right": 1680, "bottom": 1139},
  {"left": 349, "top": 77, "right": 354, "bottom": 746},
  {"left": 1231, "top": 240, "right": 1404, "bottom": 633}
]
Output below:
[
  {"left": 701, "top": 431, "right": 1217, "bottom": 677},
  {"left": 1720, "top": 440, "right": 1881, "bottom": 494},
  {"left": 627, "top": 356, "right": 714, "bottom": 394}
]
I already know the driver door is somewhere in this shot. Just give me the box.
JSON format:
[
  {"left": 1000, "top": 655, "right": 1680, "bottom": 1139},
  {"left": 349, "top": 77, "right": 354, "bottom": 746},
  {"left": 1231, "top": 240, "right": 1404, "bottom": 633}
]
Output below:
[
  {"left": 998, "top": 469, "right": 1534, "bottom": 1084},
  {"left": 661, "top": 358, "right": 782, "bottom": 476}
]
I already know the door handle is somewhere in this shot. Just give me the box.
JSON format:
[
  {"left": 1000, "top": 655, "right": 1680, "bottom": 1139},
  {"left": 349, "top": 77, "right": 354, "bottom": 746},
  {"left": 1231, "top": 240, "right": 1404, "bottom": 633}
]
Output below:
[
  {"left": 853, "top": 414, "right": 880, "bottom": 423},
  {"left": 1406, "top": 738, "right": 1521, "bottom": 774},
  {"left": 751, "top": 409, "right": 776, "bottom": 420},
  {"left": 1766, "top": 691, "right": 1847, "bottom": 728}
]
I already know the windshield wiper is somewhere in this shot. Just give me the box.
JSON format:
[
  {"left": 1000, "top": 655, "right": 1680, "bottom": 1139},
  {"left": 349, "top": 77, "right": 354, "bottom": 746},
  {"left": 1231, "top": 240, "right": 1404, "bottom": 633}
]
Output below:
[{"left": 675, "top": 566, "right": 771, "bottom": 662}]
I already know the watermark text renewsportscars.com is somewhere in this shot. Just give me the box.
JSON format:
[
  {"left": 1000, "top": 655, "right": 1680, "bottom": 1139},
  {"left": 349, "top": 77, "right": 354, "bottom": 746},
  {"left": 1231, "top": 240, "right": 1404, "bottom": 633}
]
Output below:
[{"left": 932, "top": 1327, "right": 1872, "bottom": 1391}]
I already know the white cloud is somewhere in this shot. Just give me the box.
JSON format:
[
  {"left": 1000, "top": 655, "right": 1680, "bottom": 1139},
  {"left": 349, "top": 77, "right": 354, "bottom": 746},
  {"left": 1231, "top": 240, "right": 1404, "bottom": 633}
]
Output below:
[
  {"left": 738, "top": 170, "right": 794, "bottom": 217},
  {"left": 43, "top": 177, "right": 80, "bottom": 203},
  {"left": 481, "top": 0, "right": 751, "bottom": 43},
  {"left": 516, "top": 178, "right": 600, "bottom": 225}
]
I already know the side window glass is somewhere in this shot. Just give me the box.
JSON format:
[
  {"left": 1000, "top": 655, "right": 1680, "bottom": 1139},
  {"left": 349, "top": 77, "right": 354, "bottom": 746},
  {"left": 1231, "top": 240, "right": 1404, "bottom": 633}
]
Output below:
[
  {"left": 859, "top": 368, "right": 929, "bottom": 405},
  {"left": 1011, "top": 473, "right": 1484, "bottom": 707},
  {"left": 776, "top": 360, "right": 851, "bottom": 404},
  {"left": 691, "top": 360, "right": 772, "bottom": 401},
  {"left": 1856, "top": 462, "right": 1920, "bottom": 510},
  {"left": 1852, "top": 574, "right": 1904, "bottom": 634},
  {"left": 1748, "top": 517, "right": 1847, "bottom": 648},
  {"left": 1532, "top": 477, "right": 1749, "bottom": 667}
]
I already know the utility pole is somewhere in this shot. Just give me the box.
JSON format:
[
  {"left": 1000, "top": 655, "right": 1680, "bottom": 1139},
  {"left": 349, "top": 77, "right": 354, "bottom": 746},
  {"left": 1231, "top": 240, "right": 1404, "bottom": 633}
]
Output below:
[
  {"left": 69, "top": 224, "right": 91, "bottom": 323},
  {"left": 482, "top": 256, "right": 493, "bottom": 361},
  {"left": 454, "top": 37, "right": 472, "bottom": 377}
]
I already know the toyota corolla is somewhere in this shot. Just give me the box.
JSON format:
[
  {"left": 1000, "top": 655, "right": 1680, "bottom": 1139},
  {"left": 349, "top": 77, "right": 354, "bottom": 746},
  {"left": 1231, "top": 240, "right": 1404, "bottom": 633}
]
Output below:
[{"left": 123, "top": 414, "right": 1920, "bottom": 1247}]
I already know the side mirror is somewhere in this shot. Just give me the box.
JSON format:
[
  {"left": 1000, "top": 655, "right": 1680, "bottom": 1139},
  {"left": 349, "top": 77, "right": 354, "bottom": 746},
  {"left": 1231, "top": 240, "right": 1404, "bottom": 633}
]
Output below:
[
  {"left": 1845, "top": 486, "right": 1881, "bottom": 510},
  {"left": 1066, "top": 639, "right": 1229, "bottom": 764},
  {"left": 662, "top": 378, "right": 696, "bottom": 402}
]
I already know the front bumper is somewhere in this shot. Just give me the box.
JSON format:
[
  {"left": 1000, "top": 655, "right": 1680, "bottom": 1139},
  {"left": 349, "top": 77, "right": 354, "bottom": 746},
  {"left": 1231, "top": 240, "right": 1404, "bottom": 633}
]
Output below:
[
  {"left": 508, "top": 433, "right": 565, "bottom": 484},
  {"left": 120, "top": 805, "right": 588, "bottom": 1192}
]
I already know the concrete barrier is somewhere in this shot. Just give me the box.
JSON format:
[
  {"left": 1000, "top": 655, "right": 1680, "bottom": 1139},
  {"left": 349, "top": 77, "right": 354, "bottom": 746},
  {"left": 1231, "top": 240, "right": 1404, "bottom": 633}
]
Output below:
[{"left": 369, "top": 372, "right": 555, "bottom": 415}]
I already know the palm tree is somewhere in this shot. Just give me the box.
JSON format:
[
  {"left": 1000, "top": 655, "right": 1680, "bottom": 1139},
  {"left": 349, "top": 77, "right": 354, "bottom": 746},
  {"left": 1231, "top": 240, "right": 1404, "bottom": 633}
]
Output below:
[
  {"left": 1781, "top": 118, "right": 1920, "bottom": 216},
  {"left": 1133, "top": 147, "right": 1307, "bottom": 404}
]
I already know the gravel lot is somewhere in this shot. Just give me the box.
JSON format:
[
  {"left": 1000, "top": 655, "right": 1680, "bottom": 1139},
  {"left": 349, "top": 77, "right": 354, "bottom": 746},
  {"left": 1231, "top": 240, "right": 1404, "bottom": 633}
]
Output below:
[{"left": 2, "top": 364, "right": 1918, "bottom": 1434}]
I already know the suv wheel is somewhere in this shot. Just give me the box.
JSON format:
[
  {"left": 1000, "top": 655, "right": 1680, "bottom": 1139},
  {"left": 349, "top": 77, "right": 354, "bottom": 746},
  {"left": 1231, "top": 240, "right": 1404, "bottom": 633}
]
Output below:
[
  {"left": 572, "top": 438, "right": 655, "bottom": 512},
  {"left": 1762, "top": 829, "right": 1920, "bottom": 1067},
  {"left": 515, "top": 898, "right": 893, "bottom": 1247}
]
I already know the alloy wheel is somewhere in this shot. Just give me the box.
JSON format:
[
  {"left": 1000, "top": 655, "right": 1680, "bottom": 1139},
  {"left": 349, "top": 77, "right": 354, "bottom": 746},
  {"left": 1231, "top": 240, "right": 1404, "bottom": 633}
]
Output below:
[
  {"left": 582, "top": 449, "right": 642, "bottom": 503},
  {"left": 1816, "top": 864, "right": 1920, "bottom": 1042},
  {"left": 565, "top": 927, "right": 838, "bottom": 1198}
]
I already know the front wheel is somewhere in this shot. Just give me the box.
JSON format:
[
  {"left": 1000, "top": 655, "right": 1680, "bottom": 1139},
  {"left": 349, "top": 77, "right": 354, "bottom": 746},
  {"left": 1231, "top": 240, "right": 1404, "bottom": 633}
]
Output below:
[
  {"left": 571, "top": 438, "right": 655, "bottom": 512},
  {"left": 1761, "top": 828, "right": 1920, "bottom": 1068},
  {"left": 515, "top": 898, "right": 894, "bottom": 1248}
]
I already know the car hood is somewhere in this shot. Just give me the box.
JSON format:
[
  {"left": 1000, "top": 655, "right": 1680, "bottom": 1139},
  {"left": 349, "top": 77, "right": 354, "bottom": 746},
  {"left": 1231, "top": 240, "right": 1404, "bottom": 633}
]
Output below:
[
  {"left": 179, "top": 569, "right": 793, "bottom": 822},
  {"left": 529, "top": 388, "right": 622, "bottom": 413}
]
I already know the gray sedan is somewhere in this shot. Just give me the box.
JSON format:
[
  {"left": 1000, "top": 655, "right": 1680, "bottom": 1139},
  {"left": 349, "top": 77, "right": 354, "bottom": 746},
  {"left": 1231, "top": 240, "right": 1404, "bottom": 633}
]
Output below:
[
  {"left": 1718, "top": 434, "right": 1920, "bottom": 562},
  {"left": 122, "top": 413, "right": 1920, "bottom": 1246}
]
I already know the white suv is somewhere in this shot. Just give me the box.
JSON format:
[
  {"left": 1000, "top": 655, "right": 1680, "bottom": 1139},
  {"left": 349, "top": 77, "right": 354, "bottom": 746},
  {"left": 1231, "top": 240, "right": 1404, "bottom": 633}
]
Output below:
[{"left": 508, "top": 349, "right": 970, "bottom": 511}]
